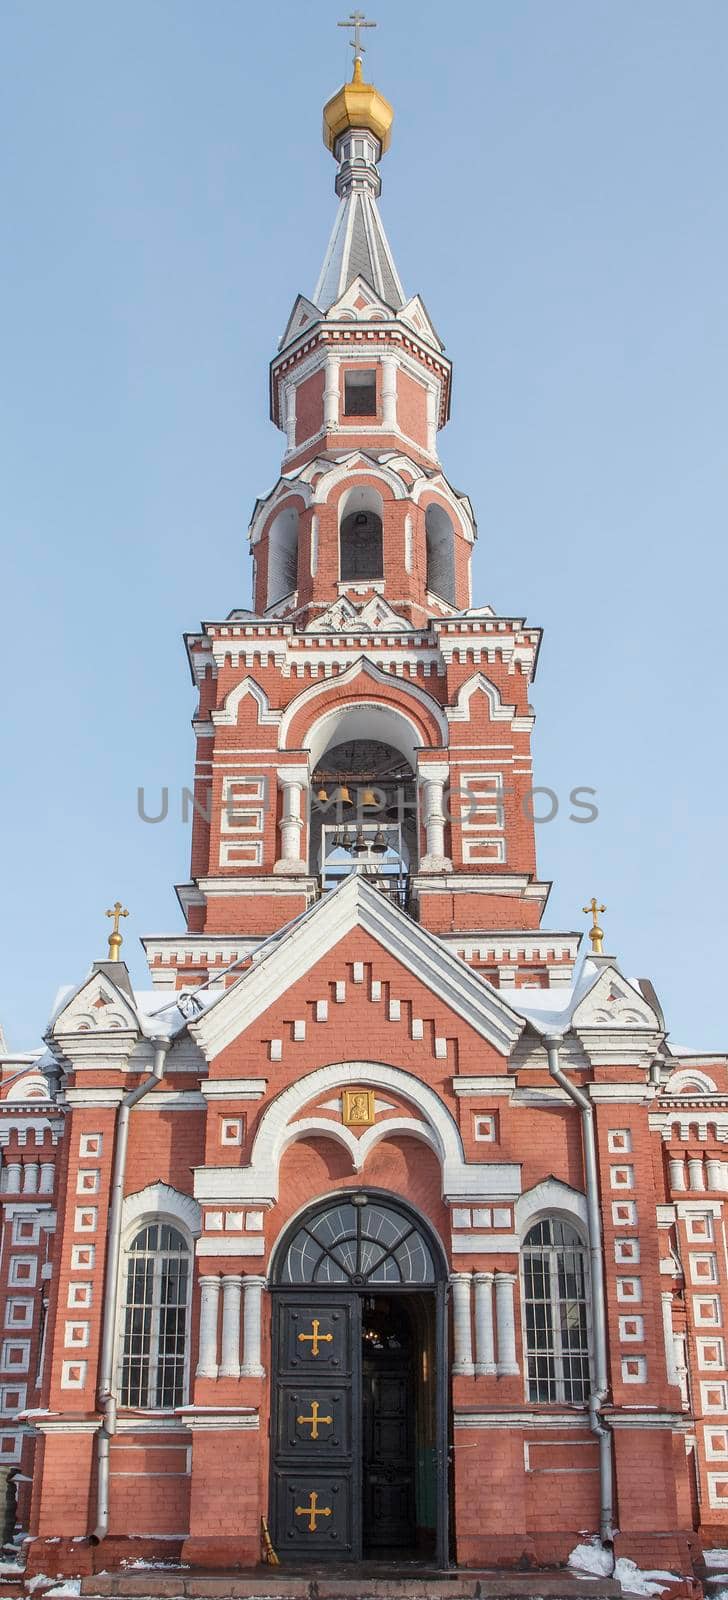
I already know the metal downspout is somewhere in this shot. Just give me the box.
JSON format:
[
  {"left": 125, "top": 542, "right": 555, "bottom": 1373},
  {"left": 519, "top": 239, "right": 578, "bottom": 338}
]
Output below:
[
  {"left": 546, "top": 1037, "right": 615, "bottom": 1551},
  {"left": 90, "top": 1039, "right": 170, "bottom": 1545}
]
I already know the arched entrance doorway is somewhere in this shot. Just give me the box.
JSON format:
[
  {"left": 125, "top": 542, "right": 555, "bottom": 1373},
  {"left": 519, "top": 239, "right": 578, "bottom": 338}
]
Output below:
[{"left": 269, "top": 1191, "right": 449, "bottom": 1565}]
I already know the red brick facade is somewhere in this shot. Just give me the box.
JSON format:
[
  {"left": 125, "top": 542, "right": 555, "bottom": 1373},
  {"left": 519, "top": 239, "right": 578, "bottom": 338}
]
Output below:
[{"left": 4, "top": 52, "right": 726, "bottom": 1588}]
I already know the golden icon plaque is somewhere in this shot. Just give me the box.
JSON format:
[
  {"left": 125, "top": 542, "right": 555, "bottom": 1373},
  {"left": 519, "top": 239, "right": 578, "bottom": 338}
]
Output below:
[{"left": 342, "top": 1088, "right": 375, "bottom": 1127}]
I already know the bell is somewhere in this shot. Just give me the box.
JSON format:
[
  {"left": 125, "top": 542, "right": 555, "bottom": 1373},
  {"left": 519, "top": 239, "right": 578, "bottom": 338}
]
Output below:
[
  {"left": 333, "top": 784, "right": 353, "bottom": 807},
  {"left": 316, "top": 786, "right": 328, "bottom": 803},
  {"left": 341, "top": 828, "right": 353, "bottom": 852},
  {"left": 352, "top": 828, "right": 368, "bottom": 855},
  {"left": 359, "top": 787, "right": 378, "bottom": 808},
  {"left": 371, "top": 828, "right": 387, "bottom": 855},
  {"left": 331, "top": 830, "right": 343, "bottom": 849}
]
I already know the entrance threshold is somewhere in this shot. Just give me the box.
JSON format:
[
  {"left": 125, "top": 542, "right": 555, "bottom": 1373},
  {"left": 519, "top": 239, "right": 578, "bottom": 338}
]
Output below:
[{"left": 80, "top": 1569, "right": 624, "bottom": 1600}]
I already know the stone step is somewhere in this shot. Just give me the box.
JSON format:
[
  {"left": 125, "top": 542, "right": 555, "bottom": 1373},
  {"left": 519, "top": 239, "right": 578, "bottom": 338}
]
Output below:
[{"left": 79, "top": 1571, "right": 625, "bottom": 1600}]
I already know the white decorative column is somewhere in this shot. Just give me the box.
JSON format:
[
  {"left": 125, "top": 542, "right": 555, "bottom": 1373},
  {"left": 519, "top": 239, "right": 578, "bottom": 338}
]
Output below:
[
  {"left": 219, "top": 1274, "right": 243, "bottom": 1378},
  {"left": 495, "top": 1271, "right": 519, "bottom": 1376},
  {"left": 426, "top": 385, "right": 438, "bottom": 456},
  {"left": 404, "top": 513, "right": 413, "bottom": 574},
  {"left": 661, "top": 1290, "right": 680, "bottom": 1389},
  {"left": 5, "top": 1163, "right": 21, "bottom": 1194},
  {"left": 473, "top": 1272, "right": 496, "bottom": 1376},
  {"left": 40, "top": 1163, "right": 55, "bottom": 1195},
  {"left": 273, "top": 766, "right": 308, "bottom": 875},
  {"left": 23, "top": 1162, "right": 39, "bottom": 1195},
  {"left": 450, "top": 1273, "right": 474, "bottom": 1376},
  {"left": 196, "top": 1275, "right": 221, "bottom": 1379},
  {"left": 419, "top": 762, "right": 452, "bottom": 873},
  {"left": 241, "top": 1275, "right": 266, "bottom": 1377},
  {"left": 323, "top": 355, "right": 340, "bottom": 430},
  {"left": 284, "top": 383, "right": 297, "bottom": 453},
  {"left": 669, "top": 1158, "right": 687, "bottom": 1192},
  {"left": 381, "top": 355, "right": 397, "bottom": 431},
  {"left": 688, "top": 1157, "right": 706, "bottom": 1191},
  {"left": 310, "top": 513, "right": 319, "bottom": 577}
]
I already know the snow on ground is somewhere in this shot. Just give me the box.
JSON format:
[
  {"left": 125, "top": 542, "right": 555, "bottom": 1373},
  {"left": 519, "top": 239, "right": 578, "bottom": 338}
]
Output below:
[{"left": 568, "top": 1540, "right": 682, "bottom": 1595}]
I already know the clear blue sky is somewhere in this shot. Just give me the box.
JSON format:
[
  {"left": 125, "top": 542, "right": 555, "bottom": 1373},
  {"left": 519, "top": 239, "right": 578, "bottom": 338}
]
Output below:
[{"left": 2, "top": 0, "right": 726, "bottom": 1052}]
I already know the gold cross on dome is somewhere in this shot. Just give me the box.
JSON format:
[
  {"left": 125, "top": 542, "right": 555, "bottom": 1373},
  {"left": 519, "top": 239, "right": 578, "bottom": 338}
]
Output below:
[
  {"left": 297, "top": 1319, "right": 334, "bottom": 1358},
  {"left": 295, "top": 1490, "right": 332, "bottom": 1533},
  {"left": 337, "top": 10, "right": 377, "bottom": 63},
  {"left": 297, "top": 1401, "right": 333, "bottom": 1439},
  {"left": 582, "top": 897, "right": 607, "bottom": 955},
  {"left": 105, "top": 900, "right": 129, "bottom": 961}
]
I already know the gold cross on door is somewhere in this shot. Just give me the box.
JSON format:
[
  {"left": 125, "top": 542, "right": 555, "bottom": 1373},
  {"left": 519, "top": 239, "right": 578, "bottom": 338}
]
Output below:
[
  {"left": 296, "top": 1400, "right": 333, "bottom": 1439},
  {"left": 295, "top": 1490, "right": 332, "bottom": 1532},
  {"left": 297, "top": 1318, "right": 334, "bottom": 1357}
]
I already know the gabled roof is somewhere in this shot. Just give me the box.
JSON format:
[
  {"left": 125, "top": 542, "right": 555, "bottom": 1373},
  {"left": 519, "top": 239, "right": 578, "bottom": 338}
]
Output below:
[{"left": 189, "top": 871, "right": 526, "bottom": 1062}]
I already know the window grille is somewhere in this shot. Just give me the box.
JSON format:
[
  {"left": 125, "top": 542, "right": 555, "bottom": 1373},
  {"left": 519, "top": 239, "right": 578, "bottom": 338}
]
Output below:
[
  {"left": 119, "top": 1223, "right": 189, "bottom": 1409},
  {"left": 522, "top": 1218, "right": 590, "bottom": 1403}
]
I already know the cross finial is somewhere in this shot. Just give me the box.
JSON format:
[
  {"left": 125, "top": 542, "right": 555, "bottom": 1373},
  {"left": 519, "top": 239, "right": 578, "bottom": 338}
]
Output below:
[
  {"left": 337, "top": 10, "right": 377, "bottom": 70},
  {"left": 105, "top": 900, "right": 129, "bottom": 962},
  {"left": 582, "top": 897, "right": 607, "bottom": 955}
]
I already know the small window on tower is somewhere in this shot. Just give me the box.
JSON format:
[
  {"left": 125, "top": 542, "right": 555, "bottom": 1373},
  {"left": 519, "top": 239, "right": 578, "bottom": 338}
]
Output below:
[{"left": 344, "top": 369, "right": 377, "bottom": 417}]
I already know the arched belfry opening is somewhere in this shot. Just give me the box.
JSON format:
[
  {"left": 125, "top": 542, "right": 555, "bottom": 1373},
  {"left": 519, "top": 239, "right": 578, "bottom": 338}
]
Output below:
[
  {"left": 269, "top": 1190, "right": 448, "bottom": 1565},
  {"left": 425, "top": 503, "right": 456, "bottom": 606},
  {"left": 339, "top": 485, "right": 384, "bottom": 582},
  {"left": 267, "top": 506, "right": 300, "bottom": 608},
  {"left": 309, "top": 736, "right": 417, "bottom": 900}
]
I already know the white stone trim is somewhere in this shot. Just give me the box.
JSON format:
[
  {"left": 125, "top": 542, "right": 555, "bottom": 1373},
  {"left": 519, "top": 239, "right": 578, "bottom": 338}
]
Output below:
[
  {"left": 277, "top": 655, "right": 449, "bottom": 757},
  {"left": 121, "top": 1183, "right": 202, "bottom": 1242},
  {"left": 280, "top": 1113, "right": 441, "bottom": 1172},
  {"left": 515, "top": 1178, "right": 588, "bottom": 1239},
  {"left": 212, "top": 676, "right": 282, "bottom": 730},
  {"left": 665, "top": 1068, "right": 718, "bottom": 1095}
]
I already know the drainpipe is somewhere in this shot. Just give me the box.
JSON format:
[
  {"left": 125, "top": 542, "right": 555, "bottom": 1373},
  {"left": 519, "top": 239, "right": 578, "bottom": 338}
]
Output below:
[
  {"left": 90, "top": 1038, "right": 170, "bottom": 1545},
  {"left": 546, "top": 1036, "right": 615, "bottom": 1552}
]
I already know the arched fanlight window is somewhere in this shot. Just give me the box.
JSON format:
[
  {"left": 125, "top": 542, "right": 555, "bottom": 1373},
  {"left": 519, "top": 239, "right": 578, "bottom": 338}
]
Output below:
[
  {"left": 522, "top": 1218, "right": 590, "bottom": 1403},
  {"left": 119, "top": 1222, "right": 190, "bottom": 1409},
  {"left": 278, "top": 1197, "right": 437, "bottom": 1286}
]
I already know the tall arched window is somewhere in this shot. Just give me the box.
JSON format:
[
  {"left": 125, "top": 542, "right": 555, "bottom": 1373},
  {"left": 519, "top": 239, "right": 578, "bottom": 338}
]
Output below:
[
  {"left": 266, "top": 507, "right": 299, "bottom": 608},
  {"left": 339, "top": 486, "right": 384, "bottom": 581},
  {"left": 119, "top": 1222, "right": 190, "bottom": 1409},
  {"left": 522, "top": 1218, "right": 590, "bottom": 1403},
  {"left": 425, "top": 504, "right": 456, "bottom": 605}
]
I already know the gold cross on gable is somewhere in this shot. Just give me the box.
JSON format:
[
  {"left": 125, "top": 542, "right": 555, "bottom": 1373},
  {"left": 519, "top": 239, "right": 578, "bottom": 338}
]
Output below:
[
  {"left": 297, "top": 1319, "right": 334, "bottom": 1358},
  {"left": 295, "top": 1491, "right": 332, "bottom": 1533},
  {"left": 582, "top": 897, "right": 607, "bottom": 955},
  {"left": 337, "top": 10, "right": 377, "bottom": 63},
  {"left": 105, "top": 900, "right": 129, "bottom": 961},
  {"left": 297, "top": 1401, "right": 333, "bottom": 1440}
]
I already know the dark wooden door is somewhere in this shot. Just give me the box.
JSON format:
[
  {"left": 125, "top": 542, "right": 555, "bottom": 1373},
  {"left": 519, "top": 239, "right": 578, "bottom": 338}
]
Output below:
[
  {"left": 271, "top": 1296, "right": 361, "bottom": 1559},
  {"left": 362, "top": 1363, "right": 414, "bottom": 1551}
]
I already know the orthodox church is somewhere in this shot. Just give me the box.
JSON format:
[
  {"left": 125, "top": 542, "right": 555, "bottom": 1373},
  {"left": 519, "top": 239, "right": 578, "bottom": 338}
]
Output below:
[{"left": 3, "top": 33, "right": 728, "bottom": 1586}]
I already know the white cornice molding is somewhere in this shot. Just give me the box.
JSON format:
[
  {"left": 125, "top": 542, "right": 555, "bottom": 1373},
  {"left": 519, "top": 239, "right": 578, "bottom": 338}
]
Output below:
[{"left": 200, "top": 1079, "right": 267, "bottom": 1101}]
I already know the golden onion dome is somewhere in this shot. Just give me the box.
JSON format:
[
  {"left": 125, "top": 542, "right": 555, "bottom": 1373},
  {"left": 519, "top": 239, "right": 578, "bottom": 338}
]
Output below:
[{"left": 322, "top": 58, "right": 394, "bottom": 157}]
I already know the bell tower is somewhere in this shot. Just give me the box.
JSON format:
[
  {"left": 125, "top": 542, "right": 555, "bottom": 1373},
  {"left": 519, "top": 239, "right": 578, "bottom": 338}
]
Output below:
[{"left": 152, "top": 43, "right": 577, "bottom": 999}]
